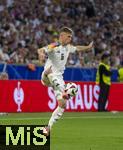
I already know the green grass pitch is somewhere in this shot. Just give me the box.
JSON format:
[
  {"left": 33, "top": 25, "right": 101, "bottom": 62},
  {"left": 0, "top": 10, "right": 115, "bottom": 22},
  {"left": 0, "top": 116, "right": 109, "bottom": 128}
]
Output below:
[{"left": 0, "top": 112, "right": 123, "bottom": 150}]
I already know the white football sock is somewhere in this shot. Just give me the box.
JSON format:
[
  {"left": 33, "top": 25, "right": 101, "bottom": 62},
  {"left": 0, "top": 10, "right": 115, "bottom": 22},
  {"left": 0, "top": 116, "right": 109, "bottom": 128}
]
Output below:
[{"left": 48, "top": 106, "right": 64, "bottom": 129}]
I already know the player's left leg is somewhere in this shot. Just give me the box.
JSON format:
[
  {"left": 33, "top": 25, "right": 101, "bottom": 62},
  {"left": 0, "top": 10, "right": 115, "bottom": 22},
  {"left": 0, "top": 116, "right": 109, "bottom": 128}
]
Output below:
[
  {"left": 43, "top": 76, "right": 68, "bottom": 136},
  {"left": 43, "top": 98, "right": 66, "bottom": 136},
  {"left": 48, "top": 98, "right": 66, "bottom": 129},
  {"left": 43, "top": 98, "right": 67, "bottom": 136},
  {"left": 47, "top": 82, "right": 78, "bottom": 131}
]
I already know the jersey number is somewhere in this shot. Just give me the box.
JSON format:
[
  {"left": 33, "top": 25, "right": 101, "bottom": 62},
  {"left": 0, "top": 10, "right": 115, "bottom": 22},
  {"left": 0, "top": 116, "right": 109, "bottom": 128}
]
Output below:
[{"left": 61, "top": 53, "right": 64, "bottom": 60}]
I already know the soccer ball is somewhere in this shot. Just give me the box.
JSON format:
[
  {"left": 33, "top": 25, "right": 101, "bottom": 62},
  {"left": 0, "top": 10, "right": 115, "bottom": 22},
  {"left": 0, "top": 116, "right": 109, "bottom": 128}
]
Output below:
[{"left": 65, "top": 82, "right": 78, "bottom": 97}]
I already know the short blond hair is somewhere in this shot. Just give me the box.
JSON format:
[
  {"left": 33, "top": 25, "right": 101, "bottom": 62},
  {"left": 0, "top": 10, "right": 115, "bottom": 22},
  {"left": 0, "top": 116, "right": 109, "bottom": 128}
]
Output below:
[{"left": 59, "top": 27, "right": 73, "bottom": 35}]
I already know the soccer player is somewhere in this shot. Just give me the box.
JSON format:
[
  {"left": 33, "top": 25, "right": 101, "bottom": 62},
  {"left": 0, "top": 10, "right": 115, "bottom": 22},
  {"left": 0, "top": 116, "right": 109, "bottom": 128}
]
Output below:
[{"left": 38, "top": 27, "right": 93, "bottom": 136}]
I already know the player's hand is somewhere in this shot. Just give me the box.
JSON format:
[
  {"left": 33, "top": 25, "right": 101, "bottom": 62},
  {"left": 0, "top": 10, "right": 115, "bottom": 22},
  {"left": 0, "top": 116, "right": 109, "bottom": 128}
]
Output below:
[{"left": 88, "top": 41, "right": 94, "bottom": 50}]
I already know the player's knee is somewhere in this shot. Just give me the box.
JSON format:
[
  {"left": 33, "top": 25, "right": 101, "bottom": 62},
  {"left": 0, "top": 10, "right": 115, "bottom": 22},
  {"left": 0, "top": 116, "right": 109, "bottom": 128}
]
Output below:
[
  {"left": 41, "top": 73, "right": 51, "bottom": 86},
  {"left": 42, "top": 80, "right": 51, "bottom": 86}
]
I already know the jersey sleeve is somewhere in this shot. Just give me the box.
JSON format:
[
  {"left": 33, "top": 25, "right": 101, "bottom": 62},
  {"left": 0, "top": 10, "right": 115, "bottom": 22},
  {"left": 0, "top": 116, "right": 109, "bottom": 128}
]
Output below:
[
  {"left": 68, "top": 45, "right": 77, "bottom": 53},
  {"left": 43, "top": 42, "right": 60, "bottom": 53}
]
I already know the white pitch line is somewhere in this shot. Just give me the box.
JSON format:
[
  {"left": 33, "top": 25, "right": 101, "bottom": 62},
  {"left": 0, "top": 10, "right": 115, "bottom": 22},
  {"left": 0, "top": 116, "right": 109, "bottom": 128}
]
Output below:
[{"left": 0, "top": 115, "right": 123, "bottom": 121}]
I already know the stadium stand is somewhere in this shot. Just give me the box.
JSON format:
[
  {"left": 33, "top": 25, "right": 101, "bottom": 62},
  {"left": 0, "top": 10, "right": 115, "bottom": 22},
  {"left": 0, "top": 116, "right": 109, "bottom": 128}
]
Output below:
[{"left": 0, "top": 0, "right": 123, "bottom": 68}]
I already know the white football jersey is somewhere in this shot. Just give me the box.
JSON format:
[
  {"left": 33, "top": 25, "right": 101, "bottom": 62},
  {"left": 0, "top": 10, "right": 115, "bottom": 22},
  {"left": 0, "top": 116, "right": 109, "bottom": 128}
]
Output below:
[{"left": 44, "top": 43, "right": 76, "bottom": 75}]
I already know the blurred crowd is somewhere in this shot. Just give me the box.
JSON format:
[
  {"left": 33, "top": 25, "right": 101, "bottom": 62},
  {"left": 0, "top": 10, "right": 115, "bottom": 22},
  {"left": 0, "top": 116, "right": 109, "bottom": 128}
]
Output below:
[{"left": 0, "top": 0, "right": 123, "bottom": 68}]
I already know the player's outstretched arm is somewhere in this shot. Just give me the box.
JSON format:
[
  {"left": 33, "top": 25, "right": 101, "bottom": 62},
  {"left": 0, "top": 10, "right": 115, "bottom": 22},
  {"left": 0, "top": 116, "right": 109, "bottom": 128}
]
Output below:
[{"left": 76, "top": 41, "right": 94, "bottom": 52}]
